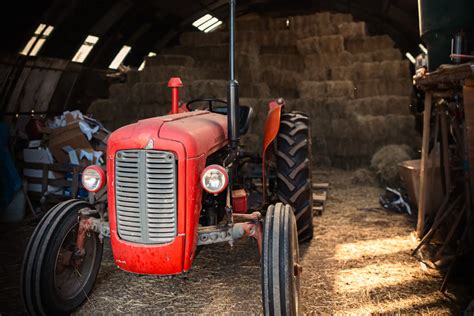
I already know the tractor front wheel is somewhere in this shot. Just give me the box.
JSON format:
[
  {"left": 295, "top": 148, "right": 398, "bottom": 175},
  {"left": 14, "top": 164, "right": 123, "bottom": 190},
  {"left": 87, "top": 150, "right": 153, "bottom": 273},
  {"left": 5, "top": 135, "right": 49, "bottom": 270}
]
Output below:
[
  {"left": 262, "top": 203, "right": 301, "bottom": 316},
  {"left": 21, "top": 200, "right": 103, "bottom": 315}
]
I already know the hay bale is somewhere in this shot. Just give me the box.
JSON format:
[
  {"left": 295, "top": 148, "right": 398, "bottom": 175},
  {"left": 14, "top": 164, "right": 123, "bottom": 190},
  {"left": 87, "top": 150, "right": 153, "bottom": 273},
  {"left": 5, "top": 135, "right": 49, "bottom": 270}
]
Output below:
[
  {"left": 237, "top": 30, "right": 296, "bottom": 47},
  {"left": 291, "top": 98, "right": 332, "bottom": 123},
  {"left": 162, "top": 46, "right": 228, "bottom": 62},
  {"left": 299, "top": 81, "right": 355, "bottom": 99},
  {"left": 337, "top": 22, "right": 367, "bottom": 39},
  {"left": 354, "top": 79, "right": 412, "bottom": 98},
  {"left": 87, "top": 99, "right": 136, "bottom": 131},
  {"left": 347, "top": 96, "right": 411, "bottom": 116},
  {"left": 189, "top": 80, "right": 227, "bottom": 99},
  {"left": 304, "top": 51, "right": 355, "bottom": 68},
  {"left": 237, "top": 53, "right": 261, "bottom": 82},
  {"left": 296, "top": 35, "right": 344, "bottom": 55},
  {"left": 353, "top": 49, "right": 401, "bottom": 62},
  {"left": 311, "top": 135, "right": 331, "bottom": 166},
  {"left": 131, "top": 82, "right": 189, "bottom": 104},
  {"left": 326, "top": 137, "right": 366, "bottom": 157},
  {"left": 351, "top": 168, "right": 377, "bottom": 186},
  {"left": 370, "top": 144, "right": 414, "bottom": 185},
  {"left": 345, "top": 35, "right": 395, "bottom": 53},
  {"left": 140, "top": 66, "right": 190, "bottom": 83},
  {"left": 302, "top": 67, "right": 330, "bottom": 81},
  {"left": 87, "top": 99, "right": 117, "bottom": 121},
  {"left": 240, "top": 83, "right": 271, "bottom": 98},
  {"left": 180, "top": 31, "right": 228, "bottom": 47},
  {"left": 354, "top": 114, "right": 418, "bottom": 146},
  {"left": 385, "top": 96, "right": 412, "bottom": 115},
  {"left": 134, "top": 103, "right": 169, "bottom": 120},
  {"left": 292, "top": 13, "right": 338, "bottom": 36},
  {"left": 108, "top": 83, "right": 132, "bottom": 101},
  {"left": 126, "top": 70, "right": 140, "bottom": 84},
  {"left": 260, "top": 46, "right": 298, "bottom": 55},
  {"left": 145, "top": 55, "right": 195, "bottom": 67},
  {"left": 325, "top": 97, "right": 351, "bottom": 118},
  {"left": 331, "top": 61, "right": 410, "bottom": 81},
  {"left": 266, "top": 16, "right": 289, "bottom": 30},
  {"left": 236, "top": 13, "right": 269, "bottom": 31},
  {"left": 331, "top": 118, "right": 354, "bottom": 139},
  {"left": 260, "top": 68, "right": 303, "bottom": 98},
  {"left": 259, "top": 54, "right": 305, "bottom": 71},
  {"left": 330, "top": 13, "right": 353, "bottom": 25},
  {"left": 191, "top": 67, "right": 228, "bottom": 80}
]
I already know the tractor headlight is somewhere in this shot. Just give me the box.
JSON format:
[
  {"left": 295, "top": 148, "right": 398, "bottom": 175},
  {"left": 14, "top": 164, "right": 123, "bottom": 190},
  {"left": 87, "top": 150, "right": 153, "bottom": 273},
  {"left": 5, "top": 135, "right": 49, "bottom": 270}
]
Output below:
[
  {"left": 82, "top": 165, "right": 106, "bottom": 193},
  {"left": 201, "top": 165, "right": 228, "bottom": 194}
]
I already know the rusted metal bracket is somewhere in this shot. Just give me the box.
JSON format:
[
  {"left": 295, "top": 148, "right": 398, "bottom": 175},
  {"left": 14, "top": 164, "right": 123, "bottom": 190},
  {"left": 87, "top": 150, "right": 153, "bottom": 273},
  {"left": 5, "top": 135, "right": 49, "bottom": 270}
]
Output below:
[
  {"left": 75, "top": 214, "right": 110, "bottom": 259},
  {"left": 197, "top": 211, "right": 263, "bottom": 254}
]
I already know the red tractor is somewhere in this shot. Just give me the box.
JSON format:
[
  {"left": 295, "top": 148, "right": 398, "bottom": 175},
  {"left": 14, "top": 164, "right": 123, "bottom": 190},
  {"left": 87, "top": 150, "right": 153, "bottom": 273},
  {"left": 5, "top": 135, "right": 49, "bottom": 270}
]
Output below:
[{"left": 21, "top": 1, "right": 313, "bottom": 314}]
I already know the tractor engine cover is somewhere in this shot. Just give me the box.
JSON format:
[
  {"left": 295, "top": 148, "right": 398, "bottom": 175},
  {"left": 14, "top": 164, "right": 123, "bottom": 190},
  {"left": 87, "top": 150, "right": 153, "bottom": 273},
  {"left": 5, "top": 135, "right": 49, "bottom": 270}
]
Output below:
[{"left": 106, "top": 111, "right": 227, "bottom": 275}]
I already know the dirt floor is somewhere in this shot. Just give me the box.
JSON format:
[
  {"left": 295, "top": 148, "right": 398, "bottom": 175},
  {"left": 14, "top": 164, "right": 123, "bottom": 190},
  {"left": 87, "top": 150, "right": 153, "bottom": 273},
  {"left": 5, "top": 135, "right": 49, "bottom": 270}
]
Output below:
[
  {"left": 1, "top": 169, "right": 469, "bottom": 315},
  {"left": 74, "top": 169, "right": 462, "bottom": 315}
]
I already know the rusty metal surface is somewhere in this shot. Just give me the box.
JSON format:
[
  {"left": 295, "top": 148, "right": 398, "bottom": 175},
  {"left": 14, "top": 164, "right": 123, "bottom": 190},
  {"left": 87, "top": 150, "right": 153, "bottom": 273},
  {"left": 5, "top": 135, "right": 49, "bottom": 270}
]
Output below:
[{"left": 415, "top": 63, "right": 474, "bottom": 90}]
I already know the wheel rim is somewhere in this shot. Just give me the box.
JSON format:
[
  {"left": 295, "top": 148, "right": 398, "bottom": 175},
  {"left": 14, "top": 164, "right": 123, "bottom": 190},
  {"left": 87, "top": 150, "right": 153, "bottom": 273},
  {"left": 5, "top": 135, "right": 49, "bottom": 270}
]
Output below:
[
  {"left": 292, "top": 221, "right": 301, "bottom": 313},
  {"left": 53, "top": 224, "right": 99, "bottom": 300}
]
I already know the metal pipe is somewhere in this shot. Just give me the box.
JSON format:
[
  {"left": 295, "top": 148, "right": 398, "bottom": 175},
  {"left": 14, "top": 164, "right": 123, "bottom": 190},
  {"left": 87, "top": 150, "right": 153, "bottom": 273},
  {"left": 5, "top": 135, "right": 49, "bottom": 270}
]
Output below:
[
  {"left": 168, "top": 77, "right": 183, "bottom": 114},
  {"left": 229, "top": 0, "right": 235, "bottom": 81},
  {"left": 227, "top": 0, "right": 240, "bottom": 150}
]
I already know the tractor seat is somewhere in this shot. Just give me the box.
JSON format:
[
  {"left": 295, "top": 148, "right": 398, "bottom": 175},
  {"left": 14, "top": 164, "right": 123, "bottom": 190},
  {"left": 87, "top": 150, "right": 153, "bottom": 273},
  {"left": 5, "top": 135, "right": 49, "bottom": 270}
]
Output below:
[
  {"left": 238, "top": 105, "right": 254, "bottom": 135},
  {"left": 212, "top": 105, "right": 254, "bottom": 135}
]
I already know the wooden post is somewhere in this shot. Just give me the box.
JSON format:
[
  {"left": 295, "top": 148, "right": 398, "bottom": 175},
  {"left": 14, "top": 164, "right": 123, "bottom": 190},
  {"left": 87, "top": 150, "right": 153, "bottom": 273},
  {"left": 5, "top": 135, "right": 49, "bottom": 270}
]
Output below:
[
  {"left": 417, "top": 92, "right": 432, "bottom": 237},
  {"left": 72, "top": 166, "right": 79, "bottom": 198},
  {"left": 41, "top": 164, "right": 49, "bottom": 195},
  {"left": 439, "top": 106, "right": 451, "bottom": 194}
]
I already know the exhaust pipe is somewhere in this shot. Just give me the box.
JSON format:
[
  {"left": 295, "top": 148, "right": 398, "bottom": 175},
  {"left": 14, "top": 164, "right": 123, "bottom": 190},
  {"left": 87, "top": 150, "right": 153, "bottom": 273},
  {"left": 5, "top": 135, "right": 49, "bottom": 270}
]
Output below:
[{"left": 227, "top": 0, "right": 240, "bottom": 150}]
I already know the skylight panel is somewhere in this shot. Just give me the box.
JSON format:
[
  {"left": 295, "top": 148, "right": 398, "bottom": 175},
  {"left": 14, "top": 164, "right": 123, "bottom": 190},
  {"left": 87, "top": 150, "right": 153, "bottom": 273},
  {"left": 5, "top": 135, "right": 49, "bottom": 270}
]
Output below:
[
  {"left": 34, "top": 24, "right": 47, "bottom": 35},
  {"left": 192, "top": 14, "right": 222, "bottom": 32},
  {"left": 20, "top": 38, "right": 37, "bottom": 56},
  {"left": 43, "top": 25, "right": 54, "bottom": 36},
  {"left": 418, "top": 44, "right": 428, "bottom": 54},
  {"left": 405, "top": 52, "right": 416, "bottom": 64},
  {"left": 204, "top": 20, "right": 223, "bottom": 33},
  {"left": 29, "top": 38, "right": 46, "bottom": 56},
  {"left": 20, "top": 23, "right": 54, "bottom": 56},
  {"left": 198, "top": 17, "right": 218, "bottom": 31},
  {"left": 109, "top": 45, "right": 132, "bottom": 69},
  {"left": 72, "top": 35, "right": 99, "bottom": 63},
  {"left": 138, "top": 52, "right": 157, "bottom": 71},
  {"left": 192, "top": 14, "right": 212, "bottom": 28}
]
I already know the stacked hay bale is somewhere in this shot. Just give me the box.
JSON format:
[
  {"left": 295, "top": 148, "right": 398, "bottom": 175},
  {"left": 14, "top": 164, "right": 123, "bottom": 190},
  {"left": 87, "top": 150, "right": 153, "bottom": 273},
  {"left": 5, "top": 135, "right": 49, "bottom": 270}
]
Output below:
[{"left": 88, "top": 12, "right": 419, "bottom": 169}]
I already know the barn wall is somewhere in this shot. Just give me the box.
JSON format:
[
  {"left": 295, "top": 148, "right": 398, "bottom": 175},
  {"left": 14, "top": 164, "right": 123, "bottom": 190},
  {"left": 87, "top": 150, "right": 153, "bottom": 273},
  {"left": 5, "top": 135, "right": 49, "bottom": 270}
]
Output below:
[{"left": 0, "top": 54, "right": 109, "bottom": 131}]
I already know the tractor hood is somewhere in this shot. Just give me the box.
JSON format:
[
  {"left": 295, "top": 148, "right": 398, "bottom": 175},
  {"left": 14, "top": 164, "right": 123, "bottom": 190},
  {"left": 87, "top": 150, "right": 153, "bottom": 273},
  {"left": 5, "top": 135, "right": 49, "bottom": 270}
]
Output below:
[
  {"left": 107, "top": 110, "right": 228, "bottom": 158},
  {"left": 106, "top": 110, "right": 228, "bottom": 275}
]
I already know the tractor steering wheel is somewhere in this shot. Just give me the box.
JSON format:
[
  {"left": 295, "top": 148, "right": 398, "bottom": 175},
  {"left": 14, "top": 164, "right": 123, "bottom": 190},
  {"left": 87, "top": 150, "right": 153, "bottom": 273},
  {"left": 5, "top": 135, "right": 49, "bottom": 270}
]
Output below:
[{"left": 185, "top": 98, "right": 227, "bottom": 112}]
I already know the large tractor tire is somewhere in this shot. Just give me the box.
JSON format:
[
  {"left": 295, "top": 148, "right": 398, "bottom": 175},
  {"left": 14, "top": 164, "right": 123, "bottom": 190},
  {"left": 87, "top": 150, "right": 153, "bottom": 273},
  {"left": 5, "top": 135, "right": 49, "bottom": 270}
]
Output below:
[
  {"left": 275, "top": 111, "right": 313, "bottom": 242},
  {"left": 262, "top": 203, "right": 301, "bottom": 316},
  {"left": 21, "top": 200, "right": 103, "bottom": 315}
]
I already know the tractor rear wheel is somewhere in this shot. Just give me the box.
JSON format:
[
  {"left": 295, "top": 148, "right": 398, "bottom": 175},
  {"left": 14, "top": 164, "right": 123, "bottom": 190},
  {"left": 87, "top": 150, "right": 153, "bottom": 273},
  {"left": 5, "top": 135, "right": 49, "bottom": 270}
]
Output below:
[
  {"left": 275, "top": 111, "right": 313, "bottom": 242},
  {"left": 262, "top": 203, "right": 301, "bottom": 316},
  {"left": 21, "top": 200, "right": 103, "bottom": 315}
]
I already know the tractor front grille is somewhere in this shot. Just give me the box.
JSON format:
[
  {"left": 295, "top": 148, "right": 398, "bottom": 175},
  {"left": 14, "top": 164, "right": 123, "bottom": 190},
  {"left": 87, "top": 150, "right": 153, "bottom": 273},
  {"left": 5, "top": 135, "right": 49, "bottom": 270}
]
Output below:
[{"left": 115, "top": 149, "right": 177, "bottom": 244}]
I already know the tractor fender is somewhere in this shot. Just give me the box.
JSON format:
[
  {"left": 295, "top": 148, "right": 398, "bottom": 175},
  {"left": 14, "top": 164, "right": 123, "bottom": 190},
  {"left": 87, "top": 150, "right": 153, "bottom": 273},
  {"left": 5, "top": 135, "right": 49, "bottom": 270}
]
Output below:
[{"left": 262, "top": 99, "right": 284, "bottom": 199}]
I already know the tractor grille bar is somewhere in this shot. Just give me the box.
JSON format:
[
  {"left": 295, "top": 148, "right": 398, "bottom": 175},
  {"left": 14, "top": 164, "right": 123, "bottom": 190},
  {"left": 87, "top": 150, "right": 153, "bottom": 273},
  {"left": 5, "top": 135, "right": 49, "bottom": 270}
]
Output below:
[{"left": 115, "top": 150, "right": 177, "bottom": 244}]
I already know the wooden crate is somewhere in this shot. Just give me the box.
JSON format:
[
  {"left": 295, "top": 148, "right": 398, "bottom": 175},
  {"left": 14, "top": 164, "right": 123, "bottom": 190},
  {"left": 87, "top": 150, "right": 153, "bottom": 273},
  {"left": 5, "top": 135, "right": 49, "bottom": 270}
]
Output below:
[{"left": 21, "top": 162, "right": 89, "bottom": 205}]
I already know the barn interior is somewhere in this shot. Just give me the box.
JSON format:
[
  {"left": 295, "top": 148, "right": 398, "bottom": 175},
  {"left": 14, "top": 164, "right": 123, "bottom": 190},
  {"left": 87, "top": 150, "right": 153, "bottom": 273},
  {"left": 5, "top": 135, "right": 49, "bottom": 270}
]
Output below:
[{"left": 0, "top": 0, "right": 473, "bottom": 314}]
